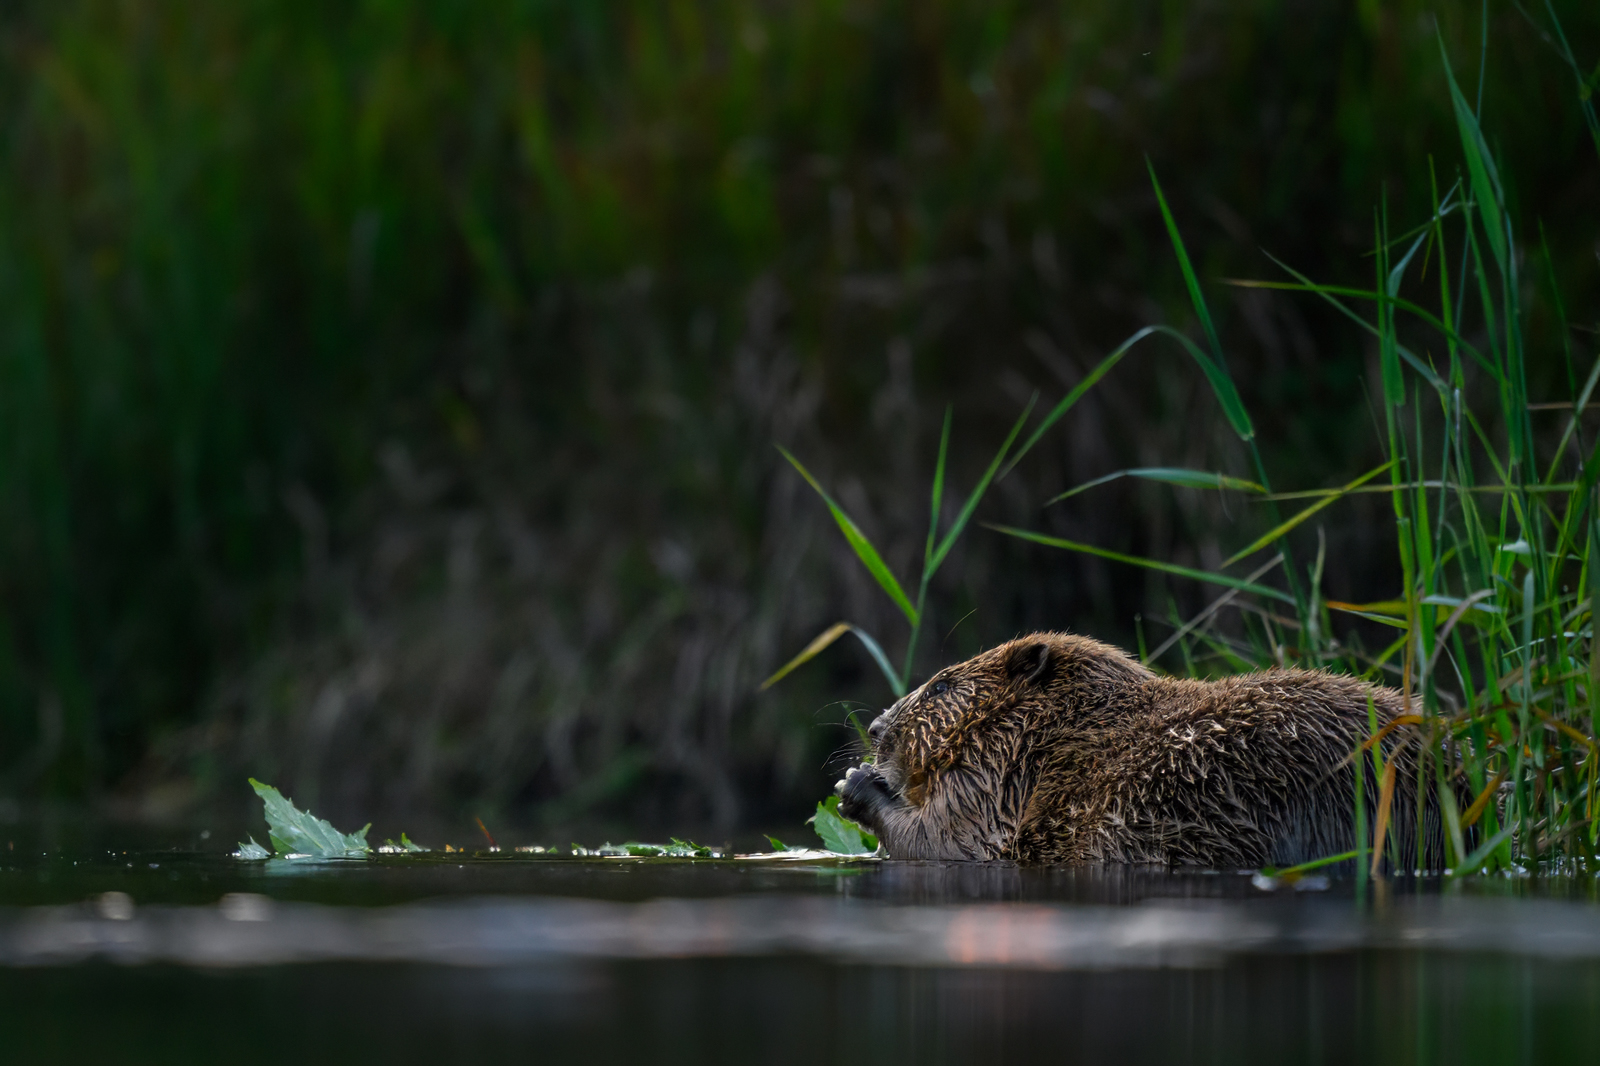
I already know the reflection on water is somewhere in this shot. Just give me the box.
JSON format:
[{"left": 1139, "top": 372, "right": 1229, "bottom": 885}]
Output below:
[
  {"left": 3, "top": 845, "right": 1600, "bottom": 1063},
  {"left": 13, "top": 890, "right": 1600, "bottom": 970},
  {"left": 5, "top": 946, "right": 1600, "bottom": 1064}
]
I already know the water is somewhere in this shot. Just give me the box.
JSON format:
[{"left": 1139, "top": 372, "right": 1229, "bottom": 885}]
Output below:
[{"left": 4, "top": 824, "right": 1600, "bottom": 1065}]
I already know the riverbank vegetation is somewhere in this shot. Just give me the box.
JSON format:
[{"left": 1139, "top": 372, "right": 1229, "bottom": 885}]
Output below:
[
  {"left": 775, "top": 13, "right": 1600, "bottom": 871},
  {"left": 0, "top": 2, "right": 1594, "bottom": 840}
]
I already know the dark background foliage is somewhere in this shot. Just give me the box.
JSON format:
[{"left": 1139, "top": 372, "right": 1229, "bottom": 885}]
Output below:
[{"left": 0, "top": 0, "right": 1594, "bottom": 835}]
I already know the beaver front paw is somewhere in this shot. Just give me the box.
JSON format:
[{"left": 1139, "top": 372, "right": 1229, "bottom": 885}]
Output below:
[{"left": 835, "top": 764, "right": 894, "bottom": 829}]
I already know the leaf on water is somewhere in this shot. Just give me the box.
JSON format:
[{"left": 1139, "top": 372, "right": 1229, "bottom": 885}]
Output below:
[
  {"left": 765, "top": 835, "right": 789, "bottom": 851},
  {"left": 808, "top": 796, "right": 878, "bottom": 855},
  {"left": 233, "top": 837, "right": 270, "bottom": 860},
  {"left": 618, "top": 843, "right": 662, "bottom": 856},
  {"left": 248, "top": 778, "right": 371, "bottom": 859},
  {"left": 607, "top": 839, "right": 715, "bottom": 858},
  {"left": 379, "top": 833, "right": 430, "bottom": 854},
  {"left": 668, "top": 838, "right": 714, "bottom": 857}
]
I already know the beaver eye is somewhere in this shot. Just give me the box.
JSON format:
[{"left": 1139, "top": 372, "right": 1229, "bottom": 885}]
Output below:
[{"left": 930, "top": 681, "right": 949, "bottom": 696}]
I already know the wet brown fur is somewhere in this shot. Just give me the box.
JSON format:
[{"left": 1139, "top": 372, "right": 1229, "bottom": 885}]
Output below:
[{"left": 837, "top": 632, "right": 1461, "bottom": 867}]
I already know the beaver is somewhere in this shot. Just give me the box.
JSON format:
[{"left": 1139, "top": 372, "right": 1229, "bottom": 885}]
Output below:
[{"left": 836, "top": 632, "right": 1459, "bottom": 868}]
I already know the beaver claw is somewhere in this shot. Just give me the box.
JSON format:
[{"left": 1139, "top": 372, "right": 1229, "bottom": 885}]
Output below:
[{"left": 836, "top": 764, "right": 894, "bottom": 828}]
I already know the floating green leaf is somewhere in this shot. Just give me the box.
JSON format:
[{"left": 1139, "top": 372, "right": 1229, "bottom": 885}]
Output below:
[
  {"left": 233, "top": 837, "right": 270, "bottom": 860},
  {"left": 592, "top": 839, "right": 715, "bottom": 858},
  {"left": 249, "top": 778, "right": 370, "bottom": 858},
  {"left": 642, "top": 838, "right": 713, "bottom": 857},
  {"left": 382, "top": 833, "right": 430, "bottom": 853},
  {"left": 808, "top": 795, "right": 878, "bottom": 854}
]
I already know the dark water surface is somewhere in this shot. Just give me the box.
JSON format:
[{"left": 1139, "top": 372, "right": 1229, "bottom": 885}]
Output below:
[{"left": 4, "top": 823, "right": 1600, "bottom": 1065}]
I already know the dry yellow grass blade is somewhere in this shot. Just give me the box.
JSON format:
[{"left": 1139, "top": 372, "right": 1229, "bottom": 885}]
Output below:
[
  {"left": 1460, "top": 769, "right": 1509, "bottom": 829},
  {"left": 1369, "top": 756, "right": 1399, "bottom": 878}
]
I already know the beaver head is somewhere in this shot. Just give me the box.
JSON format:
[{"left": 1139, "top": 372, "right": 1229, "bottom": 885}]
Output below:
[{"left": 862, "top": 632, "right": 1151, "bottom": 805}]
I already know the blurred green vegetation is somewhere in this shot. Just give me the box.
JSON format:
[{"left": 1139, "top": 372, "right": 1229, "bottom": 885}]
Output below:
[{"left": 0, "top": 1, "right": 1593, "bottom": 827}]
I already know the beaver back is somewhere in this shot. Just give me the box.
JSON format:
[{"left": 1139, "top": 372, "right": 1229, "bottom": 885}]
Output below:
[{"left": 851, "top": 632, "right": 1457, "bottom": 868}]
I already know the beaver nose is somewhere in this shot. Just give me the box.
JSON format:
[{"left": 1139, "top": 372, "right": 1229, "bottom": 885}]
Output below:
[{"left": 867, "top": 713, "right": 888, "bottom": 742}]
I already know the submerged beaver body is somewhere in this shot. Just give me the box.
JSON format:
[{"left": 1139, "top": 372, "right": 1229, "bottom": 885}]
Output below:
[{"left": 837, "top": 632, "right": 1457, "bottom": 868}]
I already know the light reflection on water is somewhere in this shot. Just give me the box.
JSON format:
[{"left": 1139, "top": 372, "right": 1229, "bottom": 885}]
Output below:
[
  {"left": 3, "top": 847, "right": 1600, "bottom": 1063},
  {"left": 10, "top": 890, "right": 1600, "bottom": 970}
]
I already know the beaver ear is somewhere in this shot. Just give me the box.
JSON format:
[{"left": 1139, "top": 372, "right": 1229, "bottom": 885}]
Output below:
[{"left": 1006, "top": 641, "right": 1053, "bottom": 687}]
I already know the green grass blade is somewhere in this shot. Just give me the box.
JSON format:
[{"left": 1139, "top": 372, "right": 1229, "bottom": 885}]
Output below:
[
  {"left": 778, "top": 445, "right": 918, "bottom": 626},
  {"left": 986, "top": 524, "right": 1294, "bottom": 604},
  {"left": 1241, "top": 262, "right": 1459, "bottom": 392},
  {"left": 1590, "top": 512, "right": 1600, "bottom": 739},
  {"left": 1147, "top": 161, "right": 1258, "bottom": 442},
  {"left": 846, "top": 626, "right": 907, "bottom": 698},
  {"left": 1047, "top": 467, "right": 1265, "bottom": 505},
  {"left": 1227, "top": 273, "right": 1487, "bottom": 380},
  {"left": 925, "top": 406, "right": 952, "bottom": 568},
  {"left": 1438, "top": 31, "right": 1509, "bottom": 276},
  {"left": 926, "top": 397, "right": 1035, "bottom": 580},
  {"left": 1324, "top": 602, "right": 1410, "bottom": 630},
  {"left": 1224, "top": 460, "right": 1396, "bottom": 567},
  {"left": 1005, "top": 330, "right": 1146, "bottom": 473},
  {"left": 1006, "top": 319, "right": 1257, "bottom": 480},
  {"left": 1387, "top": 226, "right": 1432, "bottom": 299},
  {"left": 761, "top": 622, "right": 852, "bottom": 690},
  {"left": 760, "top": 621, "right": 906, "bottom": 698},
  {"left": 1545, "top": 354, "right": 1600, "bottom": 486},
  {"left": 1148, "top": 325, "right": 1255, "bottom": 441},
  {"left": 1448, "top": 824, "right": 1514, "bottom": 878},
  {"left": 1538, "top": 0, "right": 1600, "bottom": 160},
  {"left": 1146, "top": 555, "right": 1284, "bottom": 664},
  {"left": 1376, "top": 206, "right": 1405, "bottom": 408},
  {"left": 1147, "top": 158, "right": 1224, "bottom": 366}
]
